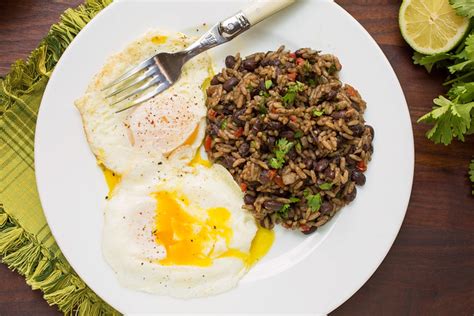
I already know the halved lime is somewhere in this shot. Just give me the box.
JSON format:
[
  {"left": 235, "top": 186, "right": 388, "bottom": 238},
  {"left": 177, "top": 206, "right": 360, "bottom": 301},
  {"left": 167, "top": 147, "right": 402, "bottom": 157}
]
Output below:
[{"left": 399, "top": 0, "right": 470, "bottom": 55}]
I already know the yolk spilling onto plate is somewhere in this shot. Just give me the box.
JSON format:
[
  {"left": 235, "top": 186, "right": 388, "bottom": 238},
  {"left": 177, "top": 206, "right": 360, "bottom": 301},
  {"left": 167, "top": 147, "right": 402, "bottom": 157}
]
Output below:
[
  {"left": 153, "top": 191, "right": 274, "bottom": 267},
  {"left": 190, "top": 151, "right": 212, "bottom": 168},
  {"left": 100, "top": 164, "right": 121, "bottom": 197}
]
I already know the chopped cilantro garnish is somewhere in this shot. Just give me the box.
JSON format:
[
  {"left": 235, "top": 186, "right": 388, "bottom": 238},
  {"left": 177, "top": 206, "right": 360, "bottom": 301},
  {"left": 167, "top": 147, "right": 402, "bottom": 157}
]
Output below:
[
  {"left": 278, "top": 204, "right": 291, "bottom": 217},
  {"left": 306, "top": 193, "right": 322, "bottom": 212},
  {"left": 259, "top": 90, "right": 270, "bottom": 98},
  {"left": 265, "top": 80, "right": 273, "bottom": 89},
  {"left": 295, "top": 142, "right": 302, "bottom": 152},
  {"left": 282, "top": 81, "right": 305, "bottom": 106},
  {"left": 258, "top": 100, "right": 268, "bottom": 114},
  {"left": 313, "top": 109, "right": 324, "bottom": 117},
  {"left": 220, "top": 119, "right": 228, "bottom": 129},
  {"left": 319, "top": 182, "right": 333, "bottom": 190},
  {"left": 278, "top": 197, "right": 300, "bottom": 218},
  {"left": 308, "top": 78, "right": 317, "bottom": 87},
  {"left": 294, "top": 130, "right": 303, "bottom": 138},
  {"left": 268, "top": 138, "right": 294, "bottom": 169}
]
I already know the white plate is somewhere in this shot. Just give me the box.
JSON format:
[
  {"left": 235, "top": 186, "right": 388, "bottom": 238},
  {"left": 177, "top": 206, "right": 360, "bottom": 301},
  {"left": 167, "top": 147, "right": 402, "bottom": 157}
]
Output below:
[{"left": 35, "top": 0, "right": 413, "bottom": 314}]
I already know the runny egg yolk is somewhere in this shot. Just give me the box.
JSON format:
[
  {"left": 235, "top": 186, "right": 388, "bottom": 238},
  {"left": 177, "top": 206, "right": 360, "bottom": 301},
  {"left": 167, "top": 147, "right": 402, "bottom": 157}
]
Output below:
[
  {"left": 153, "top": 191, "right": 274, "bottom": 267},
  {"left": 153, "top": 191, "right": 233, "bottom": 267},
  {"left": 100, "top": 164, "right": 121, "bottom": 197}
]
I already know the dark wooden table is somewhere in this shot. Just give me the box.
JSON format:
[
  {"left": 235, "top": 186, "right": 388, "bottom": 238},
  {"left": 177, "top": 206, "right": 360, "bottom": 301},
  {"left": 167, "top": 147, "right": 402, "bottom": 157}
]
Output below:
[{"left": 1, "top": 0, "right": 473, "bottom": 315}]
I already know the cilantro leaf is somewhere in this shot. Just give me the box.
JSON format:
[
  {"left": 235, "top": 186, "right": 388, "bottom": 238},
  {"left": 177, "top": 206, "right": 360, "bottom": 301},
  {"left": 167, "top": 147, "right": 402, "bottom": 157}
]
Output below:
[
  {"left": 278, "top": 204, "right": 291, "bottom": 218},
  {"left": 417, "top": 96, "right": 474, "bottom": 145},
  {"left": 282, "top": 81, "right": 305, "bottom": 106},
  {"left": 265, "top": 80, "right": 273, "bottom": 89},
  {"left": 294, "top": 130, "right": 303, "bottom": 138},
  {"left": 278, "top": 197, "right": 300, "bottom": 218},
  {"left": 306, "top": 193, "right": 322, "bottom": 212},
  {"left": 319, "top": 182, "right": 333, "bottom": 190},
  {"left": 268, "top": 138, "right": 294, "bottom": 169},
  {"left": 450, "top": 0, "right": 474, "bottom": 18},
  {"left": 289, "top": 197, "right": 300, "bottom": 203},
  {"left": 313, "top": 109, "right": 324, "bottom": 117},
  {"left": 220, "top": 119, "right": 228, "bottom": 129}
]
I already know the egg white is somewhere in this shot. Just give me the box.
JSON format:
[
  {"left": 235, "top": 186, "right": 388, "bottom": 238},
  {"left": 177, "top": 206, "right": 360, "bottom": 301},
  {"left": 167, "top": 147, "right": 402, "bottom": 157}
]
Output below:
[
  {"left": 75, "top": 30, "right": 211, "bottom": 174},
  {"left": 102, "top": 161, "right": 258, "bottom": 298}
]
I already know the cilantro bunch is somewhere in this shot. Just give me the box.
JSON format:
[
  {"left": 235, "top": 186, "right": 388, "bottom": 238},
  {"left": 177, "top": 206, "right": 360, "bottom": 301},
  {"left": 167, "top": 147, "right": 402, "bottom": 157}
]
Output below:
[{"left": 412, "top": 0, "right": 474, "bottom": 194}]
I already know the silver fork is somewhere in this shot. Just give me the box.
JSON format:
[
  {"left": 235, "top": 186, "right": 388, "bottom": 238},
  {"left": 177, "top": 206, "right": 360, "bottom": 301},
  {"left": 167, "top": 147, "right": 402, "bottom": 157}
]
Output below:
[{"left": 103, "top": 0, "right": 295, "bottom": 113}]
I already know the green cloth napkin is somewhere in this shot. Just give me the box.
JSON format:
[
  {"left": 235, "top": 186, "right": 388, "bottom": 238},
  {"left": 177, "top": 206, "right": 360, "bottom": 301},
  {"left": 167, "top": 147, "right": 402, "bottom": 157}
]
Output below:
[{"left": 0, "top": 1, "right": 119, "bottom": 314}]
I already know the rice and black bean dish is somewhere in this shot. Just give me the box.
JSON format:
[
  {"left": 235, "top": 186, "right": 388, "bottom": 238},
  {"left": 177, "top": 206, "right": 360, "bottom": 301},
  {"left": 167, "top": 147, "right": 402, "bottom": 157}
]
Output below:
[{"left": 204, "top": 46, "right": 374, "bottom": 234}]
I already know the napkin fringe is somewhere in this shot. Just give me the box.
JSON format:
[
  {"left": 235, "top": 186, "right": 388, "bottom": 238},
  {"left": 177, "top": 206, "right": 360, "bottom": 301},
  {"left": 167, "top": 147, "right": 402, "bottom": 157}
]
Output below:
[
  {"left": 0, "top": 0, "right": 119, "bottom": 314},
  {"left": 0, "top": 206, "right": 118, "bottom": 315}
]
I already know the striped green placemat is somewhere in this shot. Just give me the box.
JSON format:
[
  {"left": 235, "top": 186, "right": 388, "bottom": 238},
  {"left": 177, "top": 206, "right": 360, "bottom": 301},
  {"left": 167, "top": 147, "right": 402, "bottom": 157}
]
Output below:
[{"left": 0, "top": 1, "right": 119, "bottom": 314}]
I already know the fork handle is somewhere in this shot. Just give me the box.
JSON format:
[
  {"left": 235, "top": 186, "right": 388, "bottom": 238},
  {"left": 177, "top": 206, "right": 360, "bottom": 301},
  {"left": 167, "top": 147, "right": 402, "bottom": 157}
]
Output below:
[
  {"left": 184, "top": 0, "right": 294, "bottom": 60},
  {"left": 242, "top": 0, "right": 295, "bottom": 25}
]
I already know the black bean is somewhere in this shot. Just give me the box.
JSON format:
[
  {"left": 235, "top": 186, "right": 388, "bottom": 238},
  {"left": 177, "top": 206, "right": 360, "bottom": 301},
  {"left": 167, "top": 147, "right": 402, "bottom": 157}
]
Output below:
[
  {"left": 275, "top": 67, "right": 282, "bottom": 78},
  {"left": 324, "top": 167, "right": 335, "bottom": 180},
  {"left": 259, "top": 170, "right": 272, "bottom": 184},
  {"left": 314, "top": 159, "right": 329, "bottom": 172},
  {"left": 287, "top": 148, "right": 297, "bottom": 160},
  {"left": 302, "top": 226, "right": 318, "bottom": 235},
  {"left": 366, "top": 125, "right": 375, "bottom": 140},
  {"left": 351, "top": 170, "right": 366, "bottom": 186},
  {"left": 320, "top": 201, "right": 333, "bottom": 215},
  {"left": 209, "top": 123, "right": 219, "bottom": 136},
  {"left": 267, "top": 136, "right": 276, "bottom": 148},
  {"left": 331, "top": 110, "right": 346, "bottom": 119},
  {"left": 268, "top": 120, "right": 283, "bottom": 130},
  {"left": 345, "top": 187, "right": 357, "bottom": 202},
  {"left": 346, "top": 156, "right": 357, "bottom": 167},
  {"left": 304, "top": 158, "right": 314, "bottom": 169},
  {"left": 270, "top": 59, "right": 281, "bottom": 67},
  {"left": 238, "top": 142, "right": 250, "bottom": 156},
  {"left": 259, "top": 80, "right": 267, "bottom": 91},
  {"left": 225, "top": 55, "right": 236, "bottom": 68},
  {"left": 295, "top": 49, "right": 306, "bottom": 57},
  {"left": 365, "top": 144, "right": 374, "bottom": 153},
  {"left": 232, "top": 109, "right": 245, "bottom": 127},
  {"left": 210, "top": 75, "right": 220, "bottom": 85},
  {"left": 244, "top": 194, "right": 256, "bottom": 205},
  {"left": 326, "top": 90, "right": 337, "bottom": 101},
  {"left": 247, "top": 181, "right": 260, "bottom": 189},
  {"left": 221, "top": 155, "right": 236, "bottom": 169},
  {"left": 223, "top": 77, "right": 239, "bottom": 92},
  {"left": 243, "top": 58, "right": 258, "bottom": 71},
  {"left": 260, "top": 59, "right": 270, "bottom": 67},
  {"left": 279, "top": 130, "right": 295, "bottom": 140},
  {"left": 263, "top": 200, "right": 284, "bottom": 211},
  {"left": 350, "top": 124, "right": 365, "bottom": 137},
  {"left": 251, "top": 119, "right": 263, "bottom": 135}
]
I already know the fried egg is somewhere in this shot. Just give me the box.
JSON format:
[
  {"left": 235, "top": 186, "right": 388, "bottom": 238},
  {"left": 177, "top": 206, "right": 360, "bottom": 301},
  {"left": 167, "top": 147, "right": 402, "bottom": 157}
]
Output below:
[
  {"left": 75, "top": 30, "right": 212, "bottom": 176},
  {"left": 102, "top": 160, "right": 273, "bottom": 298}
]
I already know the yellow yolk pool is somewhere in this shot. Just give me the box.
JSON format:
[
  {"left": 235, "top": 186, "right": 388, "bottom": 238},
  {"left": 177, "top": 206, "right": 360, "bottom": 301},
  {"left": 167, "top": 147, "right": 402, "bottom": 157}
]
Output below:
[{"left": 153, "top": 191, "right": 274, "bottom": 267}]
